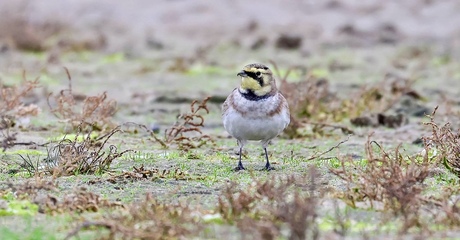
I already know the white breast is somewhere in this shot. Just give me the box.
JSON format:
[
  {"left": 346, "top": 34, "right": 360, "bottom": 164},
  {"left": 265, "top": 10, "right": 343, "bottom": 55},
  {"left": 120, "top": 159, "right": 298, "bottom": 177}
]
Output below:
[{"left": 223, "top": 92, "right": 290, "bottom": 142}]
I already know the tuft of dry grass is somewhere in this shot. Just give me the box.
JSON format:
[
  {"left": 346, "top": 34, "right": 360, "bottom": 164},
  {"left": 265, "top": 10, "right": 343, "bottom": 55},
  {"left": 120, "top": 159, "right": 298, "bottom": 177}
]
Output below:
[
  {"left": 20, "top": 123, "right": 132, "bottom": 177},
  {"left": 47, "top": 68, "right": 117, "bottom": 131}
]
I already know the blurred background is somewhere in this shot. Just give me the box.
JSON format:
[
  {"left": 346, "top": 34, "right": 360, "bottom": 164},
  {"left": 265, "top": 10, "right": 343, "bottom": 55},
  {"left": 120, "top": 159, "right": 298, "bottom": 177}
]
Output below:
[
  {"left": 1, "top": 0, "right": 460, "bottom": 127},
  {"left": 1, "top": 0, "right": 460, "bottom": 54}
]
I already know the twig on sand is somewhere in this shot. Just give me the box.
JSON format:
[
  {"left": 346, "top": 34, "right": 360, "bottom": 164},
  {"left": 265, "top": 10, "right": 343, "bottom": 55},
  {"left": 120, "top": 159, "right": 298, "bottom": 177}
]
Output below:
[{"left": 306, "top": 135, "right": 350, "bottom": 161}]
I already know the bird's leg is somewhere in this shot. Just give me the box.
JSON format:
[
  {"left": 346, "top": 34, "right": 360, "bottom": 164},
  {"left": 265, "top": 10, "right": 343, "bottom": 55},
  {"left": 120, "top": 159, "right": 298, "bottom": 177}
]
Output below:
[
  {"left": 263, "top": 147, "right": 275, "bottom": 171},
  {"left": 234, "top": 145, "right": 246, "bottom": 171}
]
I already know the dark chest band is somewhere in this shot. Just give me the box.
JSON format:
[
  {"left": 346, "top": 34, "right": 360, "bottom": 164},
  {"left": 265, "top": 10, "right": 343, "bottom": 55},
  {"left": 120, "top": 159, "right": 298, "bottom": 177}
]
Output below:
[{"left": 239, "top": 89, "right": 271, "bottom": 101}]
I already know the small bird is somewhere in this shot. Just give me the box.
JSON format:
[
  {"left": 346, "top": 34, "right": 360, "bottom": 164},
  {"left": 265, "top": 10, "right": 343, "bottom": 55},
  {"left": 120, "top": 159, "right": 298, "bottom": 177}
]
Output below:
[{"left": 222, "top": 63, "right": 290, "bottom": 171}]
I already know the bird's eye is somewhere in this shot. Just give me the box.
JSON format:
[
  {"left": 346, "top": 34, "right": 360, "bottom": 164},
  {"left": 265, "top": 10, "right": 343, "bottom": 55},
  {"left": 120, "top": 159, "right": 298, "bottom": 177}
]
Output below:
[{"left": 256, "top": 71, "right": 261, "bottom": 76}]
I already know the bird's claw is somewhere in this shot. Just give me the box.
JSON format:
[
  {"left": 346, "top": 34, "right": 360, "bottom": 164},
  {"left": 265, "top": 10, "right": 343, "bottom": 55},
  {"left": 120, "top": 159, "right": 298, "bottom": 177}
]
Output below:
[
  {"left": 233, "top": 165, "right": 246, "bottom": 171},
  {"left": 233, "top": 161, "right": 246, "bottom": 171},
  {"left": 261, "top": 165, "right": 275, "bottom": 171}
]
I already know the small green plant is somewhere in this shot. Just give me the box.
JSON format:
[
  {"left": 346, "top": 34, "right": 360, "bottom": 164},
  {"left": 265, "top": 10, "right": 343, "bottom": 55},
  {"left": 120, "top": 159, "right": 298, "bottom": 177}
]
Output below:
[{"left": 0, "top": 192, "right": 39, "bottom": 216}]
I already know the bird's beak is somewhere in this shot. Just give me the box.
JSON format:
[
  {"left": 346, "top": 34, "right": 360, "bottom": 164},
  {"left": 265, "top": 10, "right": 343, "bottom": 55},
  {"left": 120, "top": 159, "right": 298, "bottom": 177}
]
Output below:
[{"left": 237, "top": 71, "right": 247, "bottom": 77}]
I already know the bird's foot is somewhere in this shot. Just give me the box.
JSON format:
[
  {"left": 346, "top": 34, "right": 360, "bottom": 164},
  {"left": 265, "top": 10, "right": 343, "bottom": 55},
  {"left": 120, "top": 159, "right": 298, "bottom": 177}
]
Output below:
[
  {"left": 233, "top": 162, "right": 246, "bottom": 171},
  {"left": 261, "top": 164, "right": 275, "bottom": 171}
]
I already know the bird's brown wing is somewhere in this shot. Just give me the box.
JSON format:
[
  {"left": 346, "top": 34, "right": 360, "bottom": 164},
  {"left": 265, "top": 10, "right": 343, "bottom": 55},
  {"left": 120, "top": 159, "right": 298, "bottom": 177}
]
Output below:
[{"left": 221, "top": 88, "right": 237, "bottom": 117}]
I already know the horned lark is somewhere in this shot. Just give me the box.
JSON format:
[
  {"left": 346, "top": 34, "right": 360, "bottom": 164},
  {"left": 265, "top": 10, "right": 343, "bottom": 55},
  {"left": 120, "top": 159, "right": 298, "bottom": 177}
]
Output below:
[{"left": 222, "top": 63, "right": 290, "bottom": 171}]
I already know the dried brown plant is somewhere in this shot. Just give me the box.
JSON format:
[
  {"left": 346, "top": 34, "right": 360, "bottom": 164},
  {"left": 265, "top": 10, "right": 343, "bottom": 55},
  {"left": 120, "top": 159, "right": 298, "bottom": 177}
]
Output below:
[
  {"left": 65, "top": 193, "right": 202, "bottom": 240},
  {"left": 44, "top": 187, "right": 124, "bottom": 214},
  {"left": 329, "top": 136, "right": 432, "bottom": 232},
  {"left": 47, "top": 68, "right": 117, "bottom": 130},
  {"left": 218, "top": 171, "right": 319, "bottom": 240},
  {"left": 0, "top": 77, "right": 40, "bottom": 116},
  {"left": 2, "top": 179, "right": 123, "bottom": 215},
  {"left": 0, "top": 115, "right": 47, "bottom": 151},
  {"left": 0, "top": 114, "right": 16, "bottom": 151},
  {"left": 153, "top": 96, "right": 214, "bottom": 151},
  {"left": 280, "top": 76, "right": 333, "bottom": 121},
  {"left": 272, "top": 60, "right": 418, "bottom": 136},
  {"left": 272, "top": 61, "right": 343, "bottom": 137},
  {"left": 423, "top": 107, "right": 460, "bottom": 177},
  {"left": 431, "top": 188, "right": 460, "bottom": 228},
  {"left": 4, "top": 177, "right": 57, "bottom": 200},
  {"left": 272, "top": 65, "right": 347, "bottom": 137},
  {"left": 343, "top": 75, "right": 418, "bottom": 120},
  {"left": 88, "top": 165, "right": 205, "bottom": 185},
  {"left": 0, "top": 74, "right": 43, "bottom": 151}
]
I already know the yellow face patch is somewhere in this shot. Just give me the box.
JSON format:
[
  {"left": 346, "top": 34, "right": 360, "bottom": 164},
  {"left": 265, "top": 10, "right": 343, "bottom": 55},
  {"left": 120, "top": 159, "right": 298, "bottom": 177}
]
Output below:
[
  {"left": 240, "top": 76, "right": 272, "bottom": 96},
  {"left": 241, "top": 77, "right": 262, "bottom": 91}
]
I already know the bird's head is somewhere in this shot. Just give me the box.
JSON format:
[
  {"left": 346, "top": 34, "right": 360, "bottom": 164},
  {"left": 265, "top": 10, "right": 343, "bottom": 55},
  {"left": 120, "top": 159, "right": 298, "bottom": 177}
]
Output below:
[{"left": 237, "top": 63, "right": 275, "bottom": 96}]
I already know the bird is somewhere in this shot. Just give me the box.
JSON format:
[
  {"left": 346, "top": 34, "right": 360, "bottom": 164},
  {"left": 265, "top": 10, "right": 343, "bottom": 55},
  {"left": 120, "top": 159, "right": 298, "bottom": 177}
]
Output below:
[{"left": 222, "top": 63, "right": 290, "bottom": 171}]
